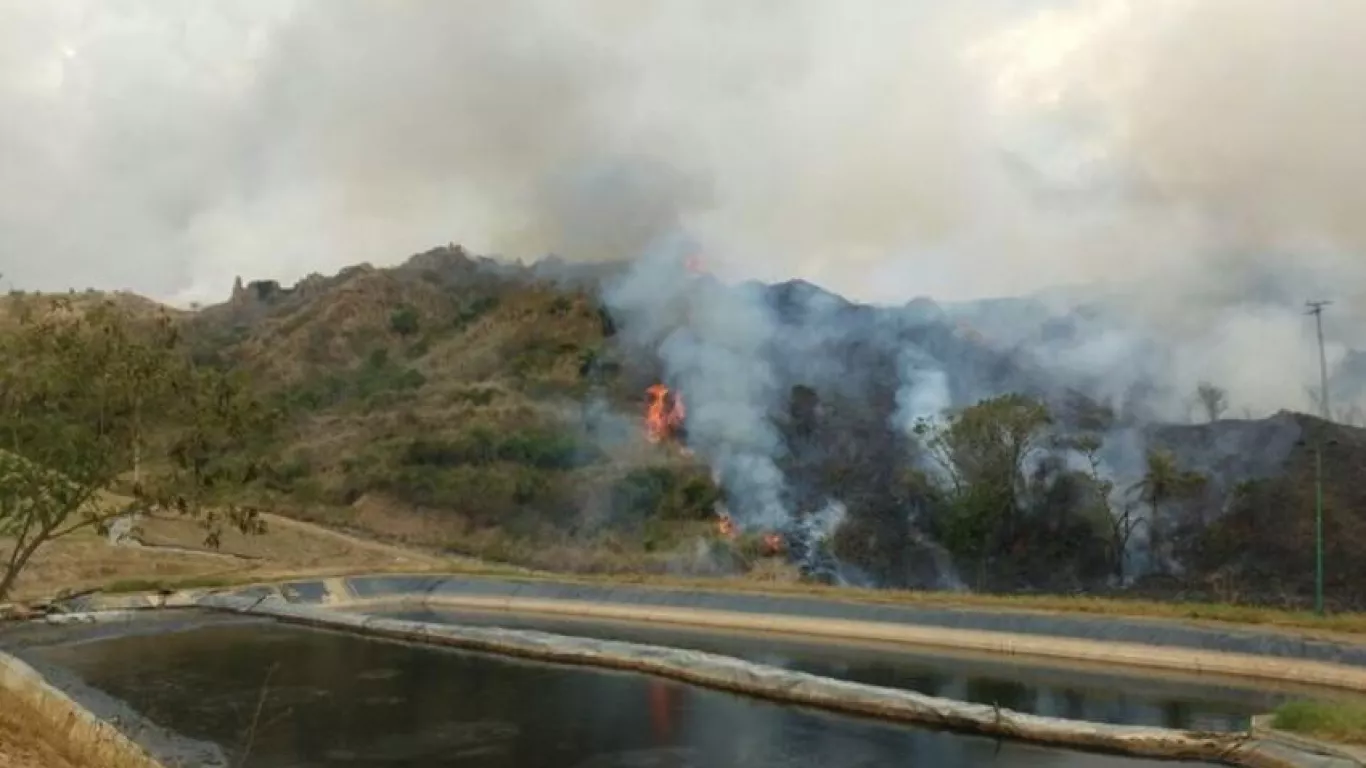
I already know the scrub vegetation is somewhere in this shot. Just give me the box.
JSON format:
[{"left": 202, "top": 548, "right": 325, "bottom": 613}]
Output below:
[{"left": 1272, "top": 699, "right": 1366, "bottom": 746}]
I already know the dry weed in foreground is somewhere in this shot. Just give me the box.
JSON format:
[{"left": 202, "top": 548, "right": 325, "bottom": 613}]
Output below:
[{"left": 0, "top": 688, "right": 100, "bottom": 768}]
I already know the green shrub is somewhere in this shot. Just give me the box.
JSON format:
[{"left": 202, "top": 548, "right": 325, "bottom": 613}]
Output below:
[
  {"left": 405, "top": 337, "right": 431, "bottom": 359},
  {"left": 1273, "top": 700, "right": 1366, "bottom": 745},
  {"left": 389, "top": 305, "right": 420, "bottom": 336},
  {"left": 279, "top": 352, "right": 426, "bottom": 413},
  {"left": 450, "top": 386, "right": 499, "bottom": 406},
  {"left": 401, "top": 425, "right": 593, "bottom": 471},
  {"left": 610, "top": 467, "right": 721, "bottom": 522},
  {"left": 454, "top": 295, "right": 499, "bottom": 329},
  {"left": 260, "top": 457, "right": 312, "bottom": 492},
  {"left": 380, "top": 463, "right": 556, "bottom": 521}
]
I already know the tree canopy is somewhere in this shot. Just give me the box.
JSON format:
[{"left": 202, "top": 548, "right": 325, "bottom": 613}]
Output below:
[
  {"left": 0, "top": 296, "right": 275, "bottom": 600},
  {"left": 915, "top": 394, "right": 1054, "bottom": 579}
]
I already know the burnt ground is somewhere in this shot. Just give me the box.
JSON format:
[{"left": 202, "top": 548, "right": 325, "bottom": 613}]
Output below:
[{"left": 1145, "top": 413, "right": 1366, "bottom": 609}]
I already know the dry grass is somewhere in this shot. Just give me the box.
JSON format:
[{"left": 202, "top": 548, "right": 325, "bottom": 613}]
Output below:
[
  {"left": 279, "top": 500, "right": 1366, "bottom": 637},
  {"left": 11, "top": 489, "right": 1366, "bottom": 642},
  {"left": 268, "top": 502, "right": 1366, "bottom": 638},
  {"left": 0, "top": 688, "right": 86, "bottom": 768},
  {"left": 1, "top": 510, "right": 490, "bottom": 603}
]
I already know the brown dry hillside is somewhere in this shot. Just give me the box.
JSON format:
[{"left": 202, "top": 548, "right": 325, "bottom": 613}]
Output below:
[
  {"left": 0, "top": 289, "right": 179, "bottom": 326},
  {"left": 7, "top": 247, "right": 1366, "bottom": 607},
  {"left": 173, "top": 246, "right": 729, "bottom": 576}
]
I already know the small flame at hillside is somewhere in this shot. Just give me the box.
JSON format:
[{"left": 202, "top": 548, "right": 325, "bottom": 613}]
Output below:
[
  {"left": 714, "top": 512, "right": 785, "bottom": 557},
  {"left": 645, "top": 384, "right": 686, "bottom": 443},
  {"left": 716, "top": 513, "right": 737, "bottom": 539}
]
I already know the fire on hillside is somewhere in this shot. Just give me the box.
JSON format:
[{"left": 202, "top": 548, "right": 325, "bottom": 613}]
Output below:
[
  {"left": 713, "top": 512, "right": 786, "bottom": 557},
  {"left": 643, "top": 384, "right": 787, "bottom": 559},
  {"left": 644, "top": 384, "right": 686, "bottom": 444}
]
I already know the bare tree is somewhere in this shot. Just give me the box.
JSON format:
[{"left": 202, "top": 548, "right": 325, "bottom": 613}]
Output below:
[{"left": 1195, "top": 382, "right": 1228, "bottom": 422}]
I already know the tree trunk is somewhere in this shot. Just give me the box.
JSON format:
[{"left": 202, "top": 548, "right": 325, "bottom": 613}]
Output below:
[
  {"left": 1113, "top": 527, "right": 1126, "bottom": 581},
  {"left": 0, "top": 528, "right": 53, "bottom": 602},
  {"left": 132, "top": 398, "right": 142, "bottom": 492},
  {"left": 0, "top": 568, "right": 16, "bottom": 603},
  {"left": 0, "top": 545, "right": 35, "bottom": 602},
  {"left": 1149, "top": 498, "right": 1163, "bottom": 575}
]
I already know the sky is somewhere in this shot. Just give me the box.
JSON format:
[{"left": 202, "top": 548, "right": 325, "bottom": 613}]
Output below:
[{"left": 1, "top": 0, "right": 1364, "bottom": 322}]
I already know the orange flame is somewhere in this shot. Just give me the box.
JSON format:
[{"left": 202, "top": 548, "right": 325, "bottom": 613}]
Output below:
[
  {"left": 716, "top": 513, "right": 737, "bottom": 539},
  {"left": 762, "top": 532, "right": 784, "bottom": 556},
  {"left": 645, "top": 384, "right": 686, "bottom": 443}
]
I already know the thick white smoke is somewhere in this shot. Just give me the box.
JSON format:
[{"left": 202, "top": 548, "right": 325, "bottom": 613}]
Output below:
[
  {"left": 2, "top": 0, "right": 1365, "bottom": 418},
  {"left": 604, "top": 241, "right": 790, "bottom": 530}
]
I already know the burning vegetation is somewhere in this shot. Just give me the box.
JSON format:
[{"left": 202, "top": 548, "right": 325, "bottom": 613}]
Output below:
[
  {"left": 716, "top": 512, "right": 736, "bottom": 539},
  {"left": 644, "top": 384, "right": 686, "bottom": 444},
  {"left": 86, "top": 245, "right": 1364, "bottom": 609},
  {"left": 712, "top": 511, "right": 786, "bottom": 559}
]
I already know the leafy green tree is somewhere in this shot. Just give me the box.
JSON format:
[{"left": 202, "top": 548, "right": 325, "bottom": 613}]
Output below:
[
  {"left": 915, "top": 393, "right": 1052, "bottom": 580},
  {"left": 0, "top": 297, "right": 274, "bottom": 600},
  {"left": 1128, "top": 448, "right": 1207, "bottom": 575},
  {"left": 389, "top": 305, "right": 420, "bottom": 336}
]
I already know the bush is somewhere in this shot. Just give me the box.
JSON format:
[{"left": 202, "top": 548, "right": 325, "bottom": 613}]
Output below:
[
  {"left": 379, "top": 463, "right": 558, "bottom": 522},
  {"left": 389, "top": 305, "right": 420, "bottom": 336},
  {"left": 260, "top": 457, "right": 312, "bottom": 492},
  {"left": 279, "top": 351, "right": 426, "bottom": 413},
  {"left": 450, "top": 386, "right": 499, "bottom": 406},
  {"left": 1273, "top": 700, "right": 1366, "bottom": 745},
  {"left": 498, "top": 429, "right": 583, "bottom": 469},
  {"left": 405, "top": 337, "right": 431, "bottom": 359},
  {"left": 454, "top": 295, "right": 499, "bottom": 329},
  {"left": 610, "top": 467, "right": 722, "bottom": 522},
  {"left": 401, "top": 425, "right": 597, "bottom": 471}
]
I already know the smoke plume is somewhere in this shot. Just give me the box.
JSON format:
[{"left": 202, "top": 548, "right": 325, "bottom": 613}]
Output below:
[
  {"left": 604, "top": 241, "right": 791, "bottom": 530},
  {"left": 3, "top": 0, "right": 1366, "bottom": 417}
]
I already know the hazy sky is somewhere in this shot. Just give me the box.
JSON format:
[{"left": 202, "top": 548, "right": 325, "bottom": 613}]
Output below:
[{"left": 1, "top": 0, "right": 1364, "bottom": 309}]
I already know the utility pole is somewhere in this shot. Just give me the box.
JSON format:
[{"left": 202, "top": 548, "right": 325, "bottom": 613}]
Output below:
[{"left": 1306, "top": 300, "right": 1331, "bottom": 615}]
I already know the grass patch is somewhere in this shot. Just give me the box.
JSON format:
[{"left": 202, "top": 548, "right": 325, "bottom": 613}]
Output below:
[
  {"left": 103, "top": 575, "right": 235, "bottom": 594},
  {"left": 1272, "top": 700, "right": 1366, "bottom": 745}
]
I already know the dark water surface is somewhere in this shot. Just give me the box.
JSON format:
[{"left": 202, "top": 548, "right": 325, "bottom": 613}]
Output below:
[
  {"left": 33, "top": 620, "right": 1214, "bottom": 768},
  {"left": 380, "top": 606, "right": 1286, "bottom": 732}
]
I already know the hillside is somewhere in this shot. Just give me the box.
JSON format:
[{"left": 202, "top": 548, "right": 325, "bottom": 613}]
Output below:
[
  {"left": 172, "top": 245, "right": 1064, "bottom": 588},
  {"left": 11, "top": 246, "right": 1366, "bottom": 608},
  {"left": 1150, "top": 413, "right": 1366, "bottom": 608}
]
